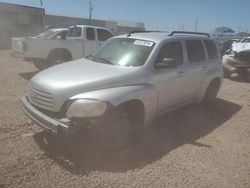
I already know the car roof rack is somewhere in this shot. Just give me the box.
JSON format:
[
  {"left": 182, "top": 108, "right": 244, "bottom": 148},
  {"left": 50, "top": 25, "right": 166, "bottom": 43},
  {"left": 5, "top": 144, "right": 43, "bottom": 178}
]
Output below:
[
  {"left": 127, "top": 30, "right": 161, "bottom": 37},
  {"left": 169, "top": 31, "right": 210, "bottom": 37}
]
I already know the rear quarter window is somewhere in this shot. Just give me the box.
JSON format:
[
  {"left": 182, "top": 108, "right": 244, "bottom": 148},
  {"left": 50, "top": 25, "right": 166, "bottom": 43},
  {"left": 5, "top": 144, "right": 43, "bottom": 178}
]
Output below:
[
  {"left": 186, "top": 40, "right": 205, "bottom": 63},
  {"left": 204, "top": 40, "right": 219, "bottom": 59}
]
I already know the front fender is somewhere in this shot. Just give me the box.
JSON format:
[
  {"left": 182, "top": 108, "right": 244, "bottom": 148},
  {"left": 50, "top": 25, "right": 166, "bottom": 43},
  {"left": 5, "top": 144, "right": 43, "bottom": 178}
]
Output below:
[{"left": 70, "top": 84, "right": 158, "bottom": 125}]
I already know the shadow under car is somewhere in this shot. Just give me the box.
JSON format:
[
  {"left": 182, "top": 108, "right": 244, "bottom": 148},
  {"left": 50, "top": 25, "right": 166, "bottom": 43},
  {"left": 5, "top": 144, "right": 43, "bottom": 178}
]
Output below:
[{"left": 33, "top": 98, "right": 241, "bottom": 174}]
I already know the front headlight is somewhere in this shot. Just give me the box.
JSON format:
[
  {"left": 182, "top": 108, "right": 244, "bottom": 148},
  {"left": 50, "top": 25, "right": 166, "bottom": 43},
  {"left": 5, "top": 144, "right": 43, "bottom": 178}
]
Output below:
[{"left": 66, "top": 99, "right": 107, "bottom": 119}]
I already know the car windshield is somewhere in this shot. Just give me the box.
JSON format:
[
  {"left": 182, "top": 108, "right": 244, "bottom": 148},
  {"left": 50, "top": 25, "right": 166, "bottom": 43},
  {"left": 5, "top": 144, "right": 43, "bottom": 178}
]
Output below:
[
  {"left": 36, "top": 30, "right": 55, "bottom": 39},
  {"left": 88, "top": 38, "right": 155, "bottom": 67}
]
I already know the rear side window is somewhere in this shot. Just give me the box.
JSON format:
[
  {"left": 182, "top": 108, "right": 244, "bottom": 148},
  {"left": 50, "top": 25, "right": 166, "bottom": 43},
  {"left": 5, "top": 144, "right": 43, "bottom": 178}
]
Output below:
[
  {"left": 204, "top": 40, "right": 219, "bottom": 59},
  {"left": 186, "top": 40, "right": 205, "bottom": 63},
  {"left": 67, "top": 27, "right": 82, "bottom": 37},
  {"left": 97, "top": 29, "right": 113, "bottom": 41},
  {"left": 86, "top": 28, "right": 95, "bottom": 40}
]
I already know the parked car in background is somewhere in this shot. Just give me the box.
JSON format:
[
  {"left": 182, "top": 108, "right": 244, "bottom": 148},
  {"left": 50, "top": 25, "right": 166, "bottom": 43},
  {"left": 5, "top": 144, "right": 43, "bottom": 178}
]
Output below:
[
  {"left": 240, "top": 36, "right": 250, "bottom": 43},
  {"left": 22, "top": 25, "right": 113, "bottom": 70},
  {"left": 20, "top": 31, "right": 223, "bottom": 148},
  {"left": 222, "top": 41, "right": 250, "bottom": 79},
  {"left": 11, "top": 28, "right": 67, "bottom": 55},
  {"left": 219, "top": 39, "right": 240, "bottom": 55}
]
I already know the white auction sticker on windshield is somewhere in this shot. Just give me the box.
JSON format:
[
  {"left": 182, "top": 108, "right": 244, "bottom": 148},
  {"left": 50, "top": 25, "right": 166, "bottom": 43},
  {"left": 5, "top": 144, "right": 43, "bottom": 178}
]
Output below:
[{"left": 134, "top": 40, "right": 154, "bottom": 47}]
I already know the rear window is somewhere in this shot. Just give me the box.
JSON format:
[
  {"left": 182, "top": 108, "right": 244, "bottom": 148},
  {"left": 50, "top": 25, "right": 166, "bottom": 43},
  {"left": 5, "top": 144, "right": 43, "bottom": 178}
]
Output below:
[
  {"left": 186, "top": 40, "right": 205, "bottom": 63},
  {"left": 204, "top": 40, "right": 219, "bottom": 59},
  {"left": 97, "top": 29, "right": 113, "bottom": 41}
]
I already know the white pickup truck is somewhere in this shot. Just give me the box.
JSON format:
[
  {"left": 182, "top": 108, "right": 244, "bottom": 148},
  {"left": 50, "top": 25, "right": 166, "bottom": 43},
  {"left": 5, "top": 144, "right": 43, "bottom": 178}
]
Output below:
[
  {"left": 11, "top": 28, "right": 68, "bottom": 55},
  {"left": 23, "top": 25, "right": 113, "bottom": 69}
]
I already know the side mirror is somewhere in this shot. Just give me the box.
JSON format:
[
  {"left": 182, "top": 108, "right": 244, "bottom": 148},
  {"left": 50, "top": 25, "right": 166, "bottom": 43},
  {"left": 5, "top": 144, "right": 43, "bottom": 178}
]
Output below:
[
  {"left": 155, "top": 58, "right": 177, "bottom": 69},
  {"left": 56, "top": 36, "right": 62, "bottom": 40}
]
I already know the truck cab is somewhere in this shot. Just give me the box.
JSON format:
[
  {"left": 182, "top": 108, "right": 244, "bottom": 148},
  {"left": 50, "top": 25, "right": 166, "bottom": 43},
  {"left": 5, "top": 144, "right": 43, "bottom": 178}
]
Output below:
[{"left": 22, "top": 25, "right": 113, "bottom": 70}]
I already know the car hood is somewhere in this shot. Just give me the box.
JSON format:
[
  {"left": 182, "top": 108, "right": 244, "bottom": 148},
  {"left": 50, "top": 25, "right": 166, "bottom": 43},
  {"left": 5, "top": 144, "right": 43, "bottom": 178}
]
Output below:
[
  {"left": 29, "top": 58, "right": 145, "bottom": 111},
  {"left": 232, "top": 43, "right": 250, "bottom": 53}
]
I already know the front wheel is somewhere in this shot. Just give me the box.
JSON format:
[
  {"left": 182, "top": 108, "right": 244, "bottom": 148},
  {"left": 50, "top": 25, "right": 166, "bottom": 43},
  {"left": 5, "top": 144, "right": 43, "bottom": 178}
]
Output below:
[
  {"left": 89, "top": 106, "right": 140, "bottom": 151},
  {"left": 223, "top": 68, "right": 231, "bottom": 78},
  {"left": 47, "top": 50, "right": 72, "bottom": 68},
  {"left": 33, "top": 60, "right": 48, "bottom": 70},
  {"left": 237, "top": 68, "right": 248, "bottom": 80}
]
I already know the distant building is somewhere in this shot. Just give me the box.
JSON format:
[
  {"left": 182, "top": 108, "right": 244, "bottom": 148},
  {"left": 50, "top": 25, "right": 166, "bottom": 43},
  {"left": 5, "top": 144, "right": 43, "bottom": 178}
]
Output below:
[
  {"left": 0, "top": 2, "right": 145, "bottom": 49},
  {"left": 0, "top": 2, "right": 44, "bottom": 49},
  {"left": 44, "top": 13, "right": 144, "bottom": 35}
]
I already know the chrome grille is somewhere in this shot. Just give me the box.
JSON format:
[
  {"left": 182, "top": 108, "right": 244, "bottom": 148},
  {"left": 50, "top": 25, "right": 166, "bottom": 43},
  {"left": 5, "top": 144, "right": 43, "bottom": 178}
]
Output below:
[{"left": 29, "top": 86, "right": 54, "bottom": 110}]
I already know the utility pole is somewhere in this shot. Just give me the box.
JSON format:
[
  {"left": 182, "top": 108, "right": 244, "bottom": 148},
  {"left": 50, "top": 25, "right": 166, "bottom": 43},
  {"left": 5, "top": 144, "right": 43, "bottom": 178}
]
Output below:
[
  {"left": 39, "top": 0, "right": 43, "bottom": 7},
  {"left": 195, "top": 18, "right": 198, "bottom": 32},
  {"left": 89, "top": 0, "right": 93, "bottom": 25}
]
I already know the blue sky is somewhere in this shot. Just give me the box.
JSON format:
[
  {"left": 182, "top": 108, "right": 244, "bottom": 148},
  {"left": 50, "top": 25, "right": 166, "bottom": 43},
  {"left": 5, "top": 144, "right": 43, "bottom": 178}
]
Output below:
[{"left": 1, "top": 0, "right": 250, "bottom": 33}]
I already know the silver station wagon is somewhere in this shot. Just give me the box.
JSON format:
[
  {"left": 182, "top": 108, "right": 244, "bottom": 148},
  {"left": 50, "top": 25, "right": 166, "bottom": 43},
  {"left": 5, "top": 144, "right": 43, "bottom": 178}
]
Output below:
[{"left": 20, "top": 31, "right": 223, "bottom": 147}]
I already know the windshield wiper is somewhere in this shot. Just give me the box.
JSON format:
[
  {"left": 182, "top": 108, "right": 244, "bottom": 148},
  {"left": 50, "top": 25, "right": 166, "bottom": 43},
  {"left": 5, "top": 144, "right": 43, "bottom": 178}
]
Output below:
[{"left": 87, "top": 55, "right": 115, "bottom": 65}]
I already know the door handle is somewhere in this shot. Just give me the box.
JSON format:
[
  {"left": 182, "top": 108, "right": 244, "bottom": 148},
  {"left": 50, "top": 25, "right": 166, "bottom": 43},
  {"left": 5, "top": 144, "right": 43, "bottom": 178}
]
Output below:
[{"left": 178, "top": 71, "right": 184, "bottom": 77}]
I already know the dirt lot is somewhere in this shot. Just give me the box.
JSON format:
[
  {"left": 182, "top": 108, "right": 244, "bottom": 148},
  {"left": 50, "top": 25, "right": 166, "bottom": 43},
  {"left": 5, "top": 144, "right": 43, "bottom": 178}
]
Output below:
[{"left": 0, "top": 50, "right": 250, "bottom": 188}]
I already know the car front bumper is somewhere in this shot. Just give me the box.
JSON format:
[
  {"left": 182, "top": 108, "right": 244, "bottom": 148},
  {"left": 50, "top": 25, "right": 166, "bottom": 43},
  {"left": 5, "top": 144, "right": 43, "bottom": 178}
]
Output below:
[{"left": 19, "top": 96, "right": 72, "bottom": 136}]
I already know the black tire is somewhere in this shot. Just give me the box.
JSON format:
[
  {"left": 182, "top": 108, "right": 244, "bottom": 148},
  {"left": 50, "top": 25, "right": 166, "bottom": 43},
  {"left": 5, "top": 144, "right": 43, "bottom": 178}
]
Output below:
[
  {"left": 33, "top": 60, "right": 48, "bottom": 70},
  {"left": 47, "top": 50, "right": 72, "bottom": 68},
  {"left": 203, "top": 80, "right": 220, "bottom": 105},
  {"left": 237, "top": 68, "right": 248, "bottom": 80},
  {"left": 89, "top": 105, "right": 141, "bottom": 151},
  {"left": 223, "top": 68, "right": 231, "bottom": 78}
]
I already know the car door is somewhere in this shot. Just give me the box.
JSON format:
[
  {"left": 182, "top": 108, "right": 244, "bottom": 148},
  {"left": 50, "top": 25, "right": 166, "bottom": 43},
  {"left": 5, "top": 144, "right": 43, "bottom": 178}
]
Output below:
[
  {"left": 84, "top": 27, "right": 98, "bottom": 56},
  {"left": 66, "top": 26, "right": 85, "bottom": 59},
  {"left": 184, "top": 39, "right": 208, "bottom": 99},
  {"left": 150, "top": 41, "right": 189, "bottom": 113}
]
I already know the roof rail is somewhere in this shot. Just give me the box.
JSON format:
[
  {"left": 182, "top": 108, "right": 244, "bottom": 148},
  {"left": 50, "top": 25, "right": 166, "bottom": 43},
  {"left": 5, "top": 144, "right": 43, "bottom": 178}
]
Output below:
[
  {"left": 169, "top": 31, "right": 210, "bottom": 37},
  {"left": 127, "top": 30, "right": 161, "bottom": 37}
]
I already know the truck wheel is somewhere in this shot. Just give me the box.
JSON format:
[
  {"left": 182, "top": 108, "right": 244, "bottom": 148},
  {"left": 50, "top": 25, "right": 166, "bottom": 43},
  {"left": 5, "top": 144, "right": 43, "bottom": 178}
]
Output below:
[
  {"left": 223, "top": 68, "right": 231, "bottom": 78},
  {"left": 47, "top": 50, "right": 72, "bottom": 67},
  {"left": 33, "top": 60, "right": 48, "bottom": 70},
  {"left": 237, "top": 68, "right": 248, "bottom": 80},
  {"left": 203, "top": 79, "right": 220, "bottom": 105}
]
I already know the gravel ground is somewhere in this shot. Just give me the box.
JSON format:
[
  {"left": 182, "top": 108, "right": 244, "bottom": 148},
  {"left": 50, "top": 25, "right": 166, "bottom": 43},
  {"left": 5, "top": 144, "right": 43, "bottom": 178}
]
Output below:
[{"left": 0, "top": 50, "right": 250, "bottom": 188}]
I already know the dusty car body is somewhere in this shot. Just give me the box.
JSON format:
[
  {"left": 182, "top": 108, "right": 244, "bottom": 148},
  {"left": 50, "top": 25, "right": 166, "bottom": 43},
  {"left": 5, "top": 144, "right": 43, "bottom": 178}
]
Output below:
[
  {"left": 20, "top": 31, "right": 223, "bottom": 141},
  {"left": 222, "top": 42, "right": 250, "bottom": 78}
]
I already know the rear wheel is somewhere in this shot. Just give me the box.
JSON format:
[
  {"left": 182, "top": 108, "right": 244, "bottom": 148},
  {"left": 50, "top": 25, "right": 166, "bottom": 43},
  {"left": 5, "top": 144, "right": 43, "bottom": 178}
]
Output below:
[{"left": 203, "top": 79, "right": 220, "bottom": 105}]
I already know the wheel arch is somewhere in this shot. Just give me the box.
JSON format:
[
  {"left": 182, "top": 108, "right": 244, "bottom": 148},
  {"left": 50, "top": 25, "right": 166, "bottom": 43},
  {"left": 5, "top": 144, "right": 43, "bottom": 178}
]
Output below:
[
  {"left": 116, "top": 99, "right": 145, "bottom": 124},
  {"left": 47, "top": 48, "right": 72, "bottom": 61},
  {"left": 197, "top": 76, "right": 222, "bottom": 102},
  {"left": 69, "top": 84, "right": 158, "bottom": 125}
]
